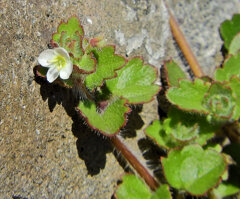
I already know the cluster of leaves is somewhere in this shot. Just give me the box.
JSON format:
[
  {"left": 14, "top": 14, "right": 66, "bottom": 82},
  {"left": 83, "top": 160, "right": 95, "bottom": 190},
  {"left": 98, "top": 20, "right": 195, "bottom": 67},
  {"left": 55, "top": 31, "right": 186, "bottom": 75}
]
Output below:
[
  {"left": 36, "top": 16, "right": 160, "bottom": 137},
  {"left": 35, "top": 15, "right": 240, "bottom": 199},
  {"left": 143, "top": 14, "right": 240, "bottom": 198}
]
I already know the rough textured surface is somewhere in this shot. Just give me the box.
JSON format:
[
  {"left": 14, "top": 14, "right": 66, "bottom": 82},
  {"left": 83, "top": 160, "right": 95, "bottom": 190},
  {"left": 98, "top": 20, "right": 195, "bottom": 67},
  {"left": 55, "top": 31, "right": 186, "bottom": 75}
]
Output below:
[{"left": 0, "top": 0, "right": 240, "bottom": 198}]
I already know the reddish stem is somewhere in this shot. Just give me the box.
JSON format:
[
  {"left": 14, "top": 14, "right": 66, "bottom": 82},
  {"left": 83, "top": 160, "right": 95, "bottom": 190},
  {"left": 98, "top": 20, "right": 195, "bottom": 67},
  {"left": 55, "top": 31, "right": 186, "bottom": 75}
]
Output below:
[
  {"left": 167, "top": 4, "right": 204, "bottom": 78},
  {"left": 111, "top": 135, "right": 159, "bottom": 191}
]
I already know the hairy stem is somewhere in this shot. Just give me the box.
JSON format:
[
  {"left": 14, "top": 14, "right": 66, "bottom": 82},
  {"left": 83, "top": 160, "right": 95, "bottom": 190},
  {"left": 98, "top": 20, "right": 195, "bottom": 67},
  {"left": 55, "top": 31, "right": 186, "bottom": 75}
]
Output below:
[
  {"left": 111, "top": 135, "right": 159, "bottom": 191},
  {"left": 166, "top": 3, "right": 204, "bottom": 78}
]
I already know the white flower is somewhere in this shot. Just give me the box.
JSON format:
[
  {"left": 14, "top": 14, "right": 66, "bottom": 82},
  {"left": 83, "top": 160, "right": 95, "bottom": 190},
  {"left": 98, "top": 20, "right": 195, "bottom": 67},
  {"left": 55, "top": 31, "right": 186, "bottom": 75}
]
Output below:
[{"left": 38, "top": 47, "right": 73, "bottom": 83}]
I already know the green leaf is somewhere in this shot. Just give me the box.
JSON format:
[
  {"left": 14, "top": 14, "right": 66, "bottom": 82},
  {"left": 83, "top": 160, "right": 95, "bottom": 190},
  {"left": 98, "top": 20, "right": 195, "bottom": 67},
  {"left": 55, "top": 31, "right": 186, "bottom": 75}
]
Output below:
[
  {"left": 220, "top": 14, "right": 240, "bottom": 50},
  {"left": 162, "top": 145, "right": 226, "bottom": 195},
  {"left": 229, "top": 33, "right": 240, "bottom": 55},
  {"left": 213, "top": 182, "right": 240, "bottom": 198},
  {"left": 145, "top": 120, "right": 179, "bottom": 150},
  {"left": 77, "top": 98, "right": 130, "bottom": 136},
  {"left": 228, "top": 76, "right": 240, "bottom": 120},
  {"left": 164, "top": 108, "right": 217, "bottom": 145},
  {"left": 166, "top": 79, "right": 210, "bottom": 113},
  {"left": 151, "top": 184, "right": 172, "bottom": 199},
  {"left": 85, "top": 46, "right": 126, "bottom": 90},
  {"left": 116, "top": 174, "right": 151, "bottom": 199},
  {"left": 164, "top": 60, "right": 187, "bottom": 87},
  {"left": 73, "top": 53, "right": 96, "bottom": 73},
  {"left": 59, "top": 31, "right": 84, "bottom": 58},
  {"left": 105, "top": 57, "right": 160, "bottom": 104},
  {"left": 202, "top": 82, "right": 236, "bottom": 120},
  {"left": 52, "top": 16, "right": 84, "bottom": 45},
  {"left": 215, "top": 53, "right": 240, "bottom": 82}
]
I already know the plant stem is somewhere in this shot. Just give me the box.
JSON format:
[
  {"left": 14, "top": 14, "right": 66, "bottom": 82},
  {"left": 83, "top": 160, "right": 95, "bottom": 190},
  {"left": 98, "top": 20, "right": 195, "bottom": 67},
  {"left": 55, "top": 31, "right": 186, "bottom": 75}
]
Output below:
[
  {"left": 111, "top": 135, "right": 159, "bottom": 191},
  {"left": 166, "top": 2, "right": 204, "bottom": 78}
]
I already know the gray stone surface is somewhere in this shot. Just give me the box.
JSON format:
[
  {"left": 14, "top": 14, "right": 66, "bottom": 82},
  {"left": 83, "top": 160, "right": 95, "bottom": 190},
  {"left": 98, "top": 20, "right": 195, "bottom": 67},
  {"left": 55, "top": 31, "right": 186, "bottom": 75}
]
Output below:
[{"left": 0, "top": 0, "right": 240, "bottom": 198}]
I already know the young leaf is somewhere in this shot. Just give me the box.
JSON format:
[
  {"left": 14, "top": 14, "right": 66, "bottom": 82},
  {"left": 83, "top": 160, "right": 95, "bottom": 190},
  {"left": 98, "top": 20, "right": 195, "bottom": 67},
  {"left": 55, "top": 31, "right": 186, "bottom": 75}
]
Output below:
[
  {"left": 161, "top": 145, "right": 227, "bottom": 195},
  {"left": 52, "top": 16, "right": 84, "bottom": 45},
  {"left": 59, "top": 31, "right": 84, "bottom": 58},
  {"left": 145, "top": 120, "right": 179, "bottom": 150},
  {"left": 115, "top": 174, "right": 152, "bottom": 199},
  {"left": 77, "top": 98, "right": 130, "bottom": 136},
  {"left": 151, "top": 184, "right": 172, "bottom": 199},
  {"left": 202, "top": 82, "right": 236, "bottom": 120},
  {"left": 84, "top": 46, "right": 126, "bottom": 90},
  {"left": 166, "top": 79, "right": 210, "bottom": 113},
  {"left": 163, "top": 108, "right": 217, "bottom": 145},
  {"left": 220, "top": 14, "right": 240, "bottom": 50},
  {"left": 164, "top": 60, "right": 187, "bottom": 87},
  {"left": 105, "top": 57, "right": 160, "bottom": 104},
  {"left": 229, "top": 33, "right": 240, "bottom": 55},
  {"left": 214, "top": 53, "right": 240, "bottom": 82}
]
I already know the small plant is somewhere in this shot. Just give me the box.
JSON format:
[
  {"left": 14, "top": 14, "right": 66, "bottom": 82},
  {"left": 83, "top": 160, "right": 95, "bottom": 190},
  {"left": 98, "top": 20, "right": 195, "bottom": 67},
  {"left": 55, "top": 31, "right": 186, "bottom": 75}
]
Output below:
[
  {"left": 36, "top": 16, "right": 160, "bottom": 136},
  {"left": 35, "top": 12, "right": 240, "bottom": 199}
]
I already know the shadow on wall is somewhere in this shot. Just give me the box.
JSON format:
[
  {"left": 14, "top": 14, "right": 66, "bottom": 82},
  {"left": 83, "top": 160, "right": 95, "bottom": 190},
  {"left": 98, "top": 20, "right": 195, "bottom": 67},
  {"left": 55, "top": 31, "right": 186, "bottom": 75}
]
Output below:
[{"left": 33, "top": 65, "right": 144, "bottom": 176}]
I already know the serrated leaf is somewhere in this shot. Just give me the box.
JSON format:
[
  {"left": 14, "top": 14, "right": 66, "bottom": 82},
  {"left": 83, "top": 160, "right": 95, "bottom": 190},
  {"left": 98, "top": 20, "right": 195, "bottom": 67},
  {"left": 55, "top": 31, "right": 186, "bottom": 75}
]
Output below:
[
  {"left": 59, "top": 31, "right": 84, "bottom": 58},
  {"left": 105, "top": 57, "right": 160, "bottom": 104},
  {"left": 164, "top": 60, "right": 187, "bottom": 87},
  {"left": 166, "top": 79, "right": 210, "bottom": 113},
  {"left": 229, "top": 33, "right": 240, "bottom": 55},
  {"left": 214, "top": 53, "right": 240, "bottom": 82},
  {"left": 164, "top": 118, "right": 199, "bottom": 142},
  {"left": 202, "top": 82, "right": 236, "bottom": 120},
  {"left": 52, "top": 16, "right": 84, "bottom": 45},
  {"left": 73, "top": 53, "right": 96, "bottom": 73},
  {"left": 84, "top": 46, "right": 126, "bottom": 90},
  {"left": 220, "top": 14, "right": 240, "bottom": 50},
  {"left": 77, "top": 98, "right": 130, "bottom": 136},
  {"left": 162, "top": 145, "right": 226, "bottom": 195},
  {"left": 151, "top": 184, "right": 172, "bottom": 199},
  {"left": 116, "top": 174, "right": 151, "bottom": 199},
  {"left": 145, "top": 120, "right": 179, "bottom": 150},
  {"left": 164, "top": 108, "right": 217, "bottom": 145}
]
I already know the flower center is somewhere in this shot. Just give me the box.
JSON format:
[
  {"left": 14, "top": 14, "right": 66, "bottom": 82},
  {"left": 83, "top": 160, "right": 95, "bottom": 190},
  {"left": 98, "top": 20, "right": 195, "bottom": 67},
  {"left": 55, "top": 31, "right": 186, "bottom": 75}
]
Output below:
[{"left": 50, "top": 55, "right": 66, "bottom": 71}]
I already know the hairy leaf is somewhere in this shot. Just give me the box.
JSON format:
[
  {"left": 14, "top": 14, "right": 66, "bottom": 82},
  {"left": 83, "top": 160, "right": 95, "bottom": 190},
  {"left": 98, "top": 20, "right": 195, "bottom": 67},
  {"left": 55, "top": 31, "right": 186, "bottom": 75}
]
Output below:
[
  {"left": 166, "top": 79, "right": 210, "bottom": 113},
  {"left": 145, "top": 120, "right": 179, "bottom": 150},
  {"left": 106, "top": 57, "right": 160, "bottom": 104},
  {"left": 220, "top": 14, "right": 240, "bottom": 50},
  {"left": 115, "top": 174, "right": 151, "bottom": 199},
  {"left": 162, "top": 145, "right": 226, "bottom": 195},
  {"left": 214, "top": 52, "right": 240, "bottom": 82},
  {"left": 85, "top": 46, "right": 126, "bottom": 90},
  {"left": 164, "top": 60, "right": 187, "bottom": 87},
  {"left": 164, "top": 108, "right": 217, "bottom": 145},
  {"left": 77, "top": 98, "right": 130, "bottom": 136}
]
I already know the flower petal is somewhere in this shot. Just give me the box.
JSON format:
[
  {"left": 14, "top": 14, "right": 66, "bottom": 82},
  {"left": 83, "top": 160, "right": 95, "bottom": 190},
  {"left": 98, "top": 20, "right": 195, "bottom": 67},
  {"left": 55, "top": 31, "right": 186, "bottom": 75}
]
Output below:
[
  {"left": 59, "top": 60, "right": 73, "bottom": 79},
  {"left": 38, "top": 49, "right": 56, "bottom": 67},
  {"left": 46, "top": 65, "right": 60, "bottom": 83},
  {"left": 54, "top": 47, "right": 70, "bottom": 60}
]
